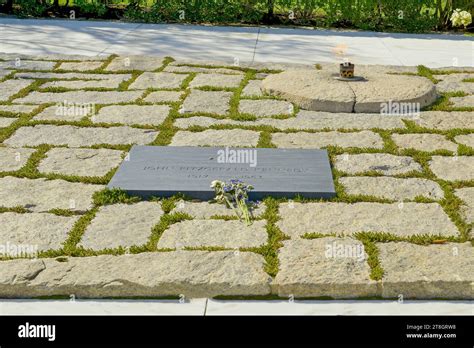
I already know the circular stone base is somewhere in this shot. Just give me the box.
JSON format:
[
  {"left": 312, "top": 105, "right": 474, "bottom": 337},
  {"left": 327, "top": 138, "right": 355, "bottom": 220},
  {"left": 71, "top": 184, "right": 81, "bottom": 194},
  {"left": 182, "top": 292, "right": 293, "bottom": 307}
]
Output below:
[{"left": 261, "top": 69, "right": 437, "bottom": 113}]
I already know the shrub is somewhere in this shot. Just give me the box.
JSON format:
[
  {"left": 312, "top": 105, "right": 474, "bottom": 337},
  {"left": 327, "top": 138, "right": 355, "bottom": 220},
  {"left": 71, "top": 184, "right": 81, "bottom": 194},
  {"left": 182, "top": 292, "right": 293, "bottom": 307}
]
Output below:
[
  {"left": 13, "top": 0, "right": 47, "bottom": 17},
  {"left": 74, "top": 0, "right": 107, "bottom": 17}
]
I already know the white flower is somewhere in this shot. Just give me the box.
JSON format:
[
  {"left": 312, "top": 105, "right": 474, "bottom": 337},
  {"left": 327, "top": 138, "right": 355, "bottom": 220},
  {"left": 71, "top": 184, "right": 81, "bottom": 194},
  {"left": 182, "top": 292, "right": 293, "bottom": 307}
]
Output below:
[
  {"left": 210, "top": 180, "right": 223, "bottom": 188},
  {"left": 451, "top": 9, "right": 472, "bottom": 28}
]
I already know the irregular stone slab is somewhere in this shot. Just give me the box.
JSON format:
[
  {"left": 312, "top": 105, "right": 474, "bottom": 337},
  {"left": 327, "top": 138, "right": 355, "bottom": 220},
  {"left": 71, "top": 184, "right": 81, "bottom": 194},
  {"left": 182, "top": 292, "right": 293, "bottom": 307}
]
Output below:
[
  {"left": 14, "top": 91, "right": 143, "bottom": 104},
  {"left": 239, "top": 99, "right": 292, "bottom": 117},
  {"left": 33, "top": 105, "right": 93, "bottom": 122},
  {"left": 339, "top": 177, "right": 444, "bottom": 201},
  {"left": 181, "top": 90, "right": 232, "bottom": 115},
  {"left": 262, "top": 70, "right": 355, "bottom": 113},
  {"left": 172, "top": 200, "right": 265, "bottom": 219},
  {"left": 378, "top": 242, "right": 473, "bottom": 299},
  {"left": 0, "top": 176, "right": 103, "bottom": 212},
  {"left": 450, "top": 95, "right": 474, "bottom": 108},
  {"left": 392, "top": 133, "right": 458, "bottom": 152},
  {"left": 0, "top": 60, "right": 55, "bottom": 70},
  {"left": 38, "top": 148, "right": 124, "bottom": 177},
  {"left": 0, "top": 251, "right": 271, "bottom": 298},
  {"left": 434, "top": 74, "right": 474, "bottom": 94},
  {"left": 41, "top": 78, "right": 125, "bottom": 90},
  {"left": 170, "top": 129, "right": 259, "bottom": 147},
  {"left": 0, "top": 69, "right": 11, "bottom": 79},
  {"left": 454, "top": 187, "right": 474, "bottom": 224},
  {"left": 0, "top": 117, "right": 17, "bottom": 128},
  {"left": 79, "top": 202, "right": 163, "bottom": 250},
  {"left": 158, "top": 220, "right": 267, "bottom": 249},
  {"left": 0, "top": 147, "right": 35, "bottom": 172},
  {"left": 277, "top": 202, "right": 458, "bottom": 238},
  {"left": 0, "top": 105, "right": 39, "bottom": 114},
  {"left": 0, "top": 79, "right": 34, "bottom": 102},
  {"left": 0, "top": 213, "right": 78, "bottom": 256},
  {"left": 454, "top": 134, "right": 474, "bottom": 148},
  {"left": 272, "top": 131, "right": 383, "bottom": 149},
  {"left": 0, "top": 53, "right": 109, "bottom": 61},
  {"left": 57, "top": 61, "right": 103, "bottom": 71},
  {"left": 274, "top": 238, "right": 377, "bottom": 298},
  {"left": 175, "top": 110, "right": 406, "bottom": 130},
  {"left": 144, "top": 91, "right": 183, "bottom": 103},
  {"left": 93, "top": 105, "right": 169, "bottom": 126},
  {"left": 189, "top": 73, "right": 243, "bottom": 88},
  {"left": 164, "top": 66, "right": 243, "bottom": 75},
  {"left": 334, "top": 153, "right": 422, "bottom": 175},
  {"left": 262, "top": 69, "right": 437, "bottom": 113},
  {"left": 129, "top": 72, "right": 187, "bottom": 89},
  {"left": 429, "top": 156, "right": 474, "bottom": 181},
  {"left": 412, "top": 111, "right": 474, "bottom": 130},
  {"left": 5, "top": 125, "right": 157, "bottom": 147},
  {"left": 15, "top": 72, "right": 131, "bottom": 81},
  {"left": 106, "top": 56, "right": 164, "bottom": 71},
  {"left": 242, "top": 80, "right": 263, "bottom": 97}
]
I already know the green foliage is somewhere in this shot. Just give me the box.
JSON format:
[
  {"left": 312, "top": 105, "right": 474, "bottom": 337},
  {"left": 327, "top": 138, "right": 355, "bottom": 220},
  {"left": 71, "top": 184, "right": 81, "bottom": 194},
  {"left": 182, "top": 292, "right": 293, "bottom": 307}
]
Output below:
[
  {"left": 74, "top": 0, "right": 107, "bottom": 17},
  {"left": 13, "top": 0, "right": 47, "bottom": 18}
]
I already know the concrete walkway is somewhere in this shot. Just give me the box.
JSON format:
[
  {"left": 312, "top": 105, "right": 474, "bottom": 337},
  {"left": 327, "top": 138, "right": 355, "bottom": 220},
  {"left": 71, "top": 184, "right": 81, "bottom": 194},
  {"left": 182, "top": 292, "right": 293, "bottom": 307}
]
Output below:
[
  {"left": 1, "top": 299, "right": 472, "bottom": 316},
  {"left": 1, "top": 17, "right": 473, "bottom": 68}
]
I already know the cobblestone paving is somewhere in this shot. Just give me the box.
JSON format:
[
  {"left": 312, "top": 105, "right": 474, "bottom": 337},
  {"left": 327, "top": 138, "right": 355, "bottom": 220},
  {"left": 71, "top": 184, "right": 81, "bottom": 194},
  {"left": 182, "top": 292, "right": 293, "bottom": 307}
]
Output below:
[{"left": 0, "top": 54, "right": 472, "bottom": 300}]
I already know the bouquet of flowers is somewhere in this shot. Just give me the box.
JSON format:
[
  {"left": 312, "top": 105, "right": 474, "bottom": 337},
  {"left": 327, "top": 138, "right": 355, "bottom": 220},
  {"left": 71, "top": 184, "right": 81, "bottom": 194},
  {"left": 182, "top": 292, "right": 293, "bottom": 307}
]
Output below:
[
  {"left": 451, "top": 9, "right": 472, "bottom": 28},
  {"left": 211, "top": 179, "right": 254, "bottom": 225}
]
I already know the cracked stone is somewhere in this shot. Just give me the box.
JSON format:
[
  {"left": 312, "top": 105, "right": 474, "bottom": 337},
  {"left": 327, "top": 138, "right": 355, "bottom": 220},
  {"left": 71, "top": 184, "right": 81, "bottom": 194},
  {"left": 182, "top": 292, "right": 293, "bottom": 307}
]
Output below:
[
  {"left": 0, "top": 60, "right": 55, "bottom": 70},
  {"left": 379, "top": 242, "right": 473, "bottom": 299},
  {"left": 450, "top": 95, "right": 474, "bottom": 108},
  {"left": 189, "top": 73, "right": 243, "bottom": 88},
  {"left": 272, "top": 131, "right": 383, "bottom": 149},
  {"left": 339, "top": 177, "right": 444, "bottom": 201},
  {"left": 129, "top": 72, "right": 187, "bottom": 89},
  {"left": 242, "top": 80, "right": 263, "bottom": 97},
  {"left": 455, "top": 134, "right": 474, "bottom": 148},
  {"left": 5, "top": 125, "right": 157, "bottom": 147},
  {"left": 239, "top": 99, "right": 292, "bottom": 117},
  {"left": 0, "top": 176, "right": 103, "bottom": 212},
  {"left": 0, "top": 117, "right": 17, "bottom": 128},
  {"left": 79, "top": 202, "right": 163, "bottom": 250},
  {"left": 105, "top": 56, "right": 165, "bottom": 71},
  {"left": 454, "top": 187, "right": 474, "bottom": 224},
  {"left": 277, "top": 202, "right": 458, "bottom": 238},
  {"left": 0, "top": 212, "right": 78, "bottom": 256},
  {"left": 0, "top": 251, "right": 271, "bottom": 298},
  {"left": 181, "top": 90, "right": 232, "bottom": 115},
  {"left": 14, "top": 91, "right": 143, "bottom": 104},
  {"left": 274, "top": 238, "right": 377, "bottom": 298},
  {"left": 38, "top": 148, "right": 124, "bottom": 177},
  {"left": 33, "top": 105, "right": 93, "bottom": 122},
  {"left": 172, "top": 200, "right": 265, "bottom": 219},
  {"left": 429, "top": 156, "right": 474, "bottom": 181},
  {"left": 0, "top": 147, "right": 35, "bottom": 171},
  {"left": 392, "top": 133, "right": 458, "bottom": 152},
  {"left": 170, "top": 129, "right": 259, "bottom": 147},
  {"left": 93, "top": 105, "right": 169, "bottom": 126},
  {"left": 144, "top": 91, "right": 183, "bottom": 103},
  {"left": 175, "top": 110, "right": 406, "bottom": 130},
  {"left": 0, "top": 79, "right": 34, "bottom": 102},
  {"left": 157, "top": 220, "right": 267, "bottom": 249},
  {"left": 334, "top": 153, "right": 422, "bottom": 175},
  {"left": 57, "top": 61, "right": 103, "bottom": 71},
  {"left": 414, "top": 111, "right": 474, "bottom": 130}
]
